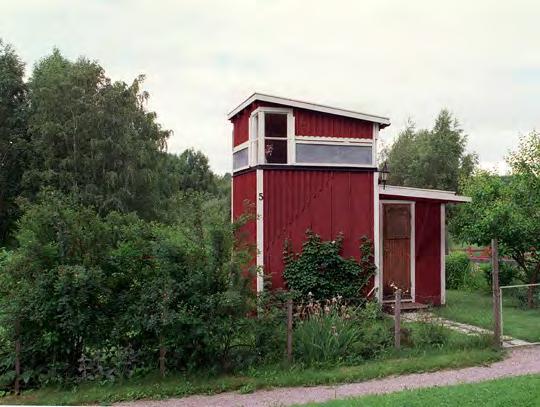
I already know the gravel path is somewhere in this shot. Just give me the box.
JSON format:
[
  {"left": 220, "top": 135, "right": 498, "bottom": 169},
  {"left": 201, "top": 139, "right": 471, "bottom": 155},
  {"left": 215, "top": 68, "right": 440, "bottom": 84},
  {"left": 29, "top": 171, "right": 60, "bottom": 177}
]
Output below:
[{"left": 118, "top": 346, "right": 540, "bottom": 407}]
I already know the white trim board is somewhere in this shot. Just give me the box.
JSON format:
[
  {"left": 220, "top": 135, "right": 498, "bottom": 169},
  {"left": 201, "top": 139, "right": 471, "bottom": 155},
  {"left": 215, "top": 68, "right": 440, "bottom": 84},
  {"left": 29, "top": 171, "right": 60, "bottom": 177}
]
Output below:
[
  {"left": 380, "top": 185, "right": 471, "bottom": 203},
  {"left": 373, "top": 169, "right": 381, "bottom": 301},
  {"left": 256, "top": 169, "right": 264, "bottom": 292},
  {"left": 379, "top": 200, "right": 416, "bottom": 302},
  {"left": 228, "top": 93, "right": 391, "bottom": 126},
  {"left": 440, "top": 204, "right": 446, "bottom": 305}
]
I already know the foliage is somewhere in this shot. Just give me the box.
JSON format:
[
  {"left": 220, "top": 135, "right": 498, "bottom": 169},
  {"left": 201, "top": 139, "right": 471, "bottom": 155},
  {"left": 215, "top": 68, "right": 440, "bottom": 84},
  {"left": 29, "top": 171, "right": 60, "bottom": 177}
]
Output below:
[
  {"left": 445, "top": 252, "right": 471, "bottom": 289},
  {"left": 479, "top": 262, "right": 520, "bottom": 289},
  {"left": 451, "top": 132, "right": 540, "bottom": 306},
  {"left": 283, "top": 231, "right": 376, "bottom": 299},
  {"left": 293, "top": 297, "right": 392, "bottom": 366},
  {"left": 382, "top": 111, "right": 478, "bottom": 192},
  {"left": 0, "top": 42, "right": 225, "bottom": 246},
  {"left": 0, "top": 40, "right": 28, "bottom": 247},
  {"left": 0, "top": 189, "right": 256, "bottom": 388},
  {"left": 461, "top": 264, "right": 489, "bottom": 292},
  {"left": 23, "top": 49, "right": 170, "bottom": 219},
  {"left": 410, "top": 316, "right": 448, "bottom": 348}
]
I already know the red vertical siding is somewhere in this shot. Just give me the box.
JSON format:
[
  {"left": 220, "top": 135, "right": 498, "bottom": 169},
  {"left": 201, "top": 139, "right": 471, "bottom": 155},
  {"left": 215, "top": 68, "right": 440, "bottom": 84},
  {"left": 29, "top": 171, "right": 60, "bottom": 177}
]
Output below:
[
  {"left": 232, "top": 171, "right": 257, "bottom": 289},
  {"left": 294, "top": 108, "right": 373, "bottom": 139},
  {"left": 263, "top": 170, "right": 374, "bottom": 289},
  {"left": 414, "top": 201, "right": 442, "bottom": 305}
]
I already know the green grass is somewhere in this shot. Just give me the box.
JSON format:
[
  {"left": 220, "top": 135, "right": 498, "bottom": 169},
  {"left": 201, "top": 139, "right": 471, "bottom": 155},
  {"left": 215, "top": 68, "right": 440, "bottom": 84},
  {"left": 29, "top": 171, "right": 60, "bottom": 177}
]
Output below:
[
  {"left": 435, "top": 290, "right": 540, "bottom": 342},
  {"left": 301, "top": 374, "right": 540, "bottom": 406},
  {"left": 0, "top": 348, "right": 501, "bottom": 405}
]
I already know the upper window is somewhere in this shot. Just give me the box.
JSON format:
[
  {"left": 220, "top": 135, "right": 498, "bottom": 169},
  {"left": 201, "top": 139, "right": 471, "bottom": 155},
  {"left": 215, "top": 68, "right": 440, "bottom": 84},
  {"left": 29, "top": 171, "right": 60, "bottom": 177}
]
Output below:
[
  {"left": 296, "top": 143, "right": 372, "bottom": 165},
  {"left": 233, "top": 108, "right": 375, "bottom": 172}
]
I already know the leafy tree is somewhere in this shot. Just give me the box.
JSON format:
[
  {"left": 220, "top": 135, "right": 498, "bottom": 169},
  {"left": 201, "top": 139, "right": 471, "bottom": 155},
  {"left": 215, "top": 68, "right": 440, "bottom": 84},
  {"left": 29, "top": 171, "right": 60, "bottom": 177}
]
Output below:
[
  {"left": 0, "top": 40, "right": 28, "bottom": 247},
  {"left": 383, "top": 110, "right": 478, "bottom": 192},
  {"left": 23, "top": 49, "right": 170, "bottom": 219},
  {"left": 451, "top": 132, "right": 540, "bottom": 307}
]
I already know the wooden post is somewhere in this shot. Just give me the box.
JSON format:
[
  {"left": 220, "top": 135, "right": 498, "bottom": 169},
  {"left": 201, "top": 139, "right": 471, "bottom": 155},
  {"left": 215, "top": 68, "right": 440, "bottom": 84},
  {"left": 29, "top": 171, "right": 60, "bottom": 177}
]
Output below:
[
  {"left": 394, "top": 289, "right": 401, "bottom": 350},
  {"left": 286, "top": 299, "right": 293, "bottom": 364},
  {"left": 492, "top": 239, "right": 502, "bottom": 348},
  {"left": 159, "top": 336, "right": 166, "bottom": 378},
  {"left": 14, "top": 319, "right": 20, "bottom": 395}
]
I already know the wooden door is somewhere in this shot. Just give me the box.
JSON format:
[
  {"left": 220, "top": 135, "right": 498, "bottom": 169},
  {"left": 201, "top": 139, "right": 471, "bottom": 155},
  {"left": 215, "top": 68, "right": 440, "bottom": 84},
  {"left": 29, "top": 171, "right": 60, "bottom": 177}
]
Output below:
[{"left": 382, "top": 203, "right": 412, "bottom": 300}]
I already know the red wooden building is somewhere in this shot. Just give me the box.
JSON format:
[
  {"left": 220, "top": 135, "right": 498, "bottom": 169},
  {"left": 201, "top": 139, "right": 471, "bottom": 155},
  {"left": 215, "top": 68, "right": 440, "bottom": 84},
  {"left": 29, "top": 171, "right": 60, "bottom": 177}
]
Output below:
[{"left": 229, "top": 93, "right": 470, "bottom": 305}]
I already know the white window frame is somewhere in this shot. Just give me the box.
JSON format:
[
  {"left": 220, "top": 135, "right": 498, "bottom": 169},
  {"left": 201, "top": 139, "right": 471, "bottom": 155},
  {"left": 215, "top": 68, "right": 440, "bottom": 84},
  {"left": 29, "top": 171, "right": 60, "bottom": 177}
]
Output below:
[
  {"left": 232, "top": 141, "right": 249, "bottom": 172},
  {"left": 251, "top": 107, "right": 295, "bottom": 166}
]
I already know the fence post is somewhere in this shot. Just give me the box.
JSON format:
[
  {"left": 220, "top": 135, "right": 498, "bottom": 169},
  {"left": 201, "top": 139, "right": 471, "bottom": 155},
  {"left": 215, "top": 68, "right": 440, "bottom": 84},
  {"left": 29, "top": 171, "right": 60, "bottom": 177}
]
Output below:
[
  {"left": 14, "top": 318, "right": 20, "bottom": 395},
  {"left": 394, "top": 289, "right": 401, "bottom": 350},
  {"left": 286, "top": 298, "right": 293, "bottom": 364},
  {"left": 159, "top": 336, "right": 166, "bottom": 378},
  {"left": 491, "top": 238, "right": 502, "bottom": 348}
]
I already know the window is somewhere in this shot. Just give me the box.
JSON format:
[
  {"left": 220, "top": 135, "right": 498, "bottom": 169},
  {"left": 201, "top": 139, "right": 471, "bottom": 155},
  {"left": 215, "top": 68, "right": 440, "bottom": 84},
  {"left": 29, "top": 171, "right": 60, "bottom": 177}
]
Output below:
[
  {"left": 295, "top": 143, "right": 372, "bottom": 165},
  {"left": 233, "top": 147, "right": 248, "bottom": 170},
  {"left": 263, "top": 113, "right": 288, "bottom": 164}
]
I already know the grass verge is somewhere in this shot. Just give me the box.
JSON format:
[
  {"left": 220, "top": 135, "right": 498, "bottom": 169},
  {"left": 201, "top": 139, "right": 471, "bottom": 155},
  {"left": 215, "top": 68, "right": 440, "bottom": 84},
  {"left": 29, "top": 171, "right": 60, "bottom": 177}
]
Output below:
[
  {"left": 301, "top": 374, "right": 540, "bottom": 406},
  {"left": 0, "top": 348, "right": 501, "bottom": 405},
  {"left": 435, "top": 290, "right": 540, "bottom": 342}
]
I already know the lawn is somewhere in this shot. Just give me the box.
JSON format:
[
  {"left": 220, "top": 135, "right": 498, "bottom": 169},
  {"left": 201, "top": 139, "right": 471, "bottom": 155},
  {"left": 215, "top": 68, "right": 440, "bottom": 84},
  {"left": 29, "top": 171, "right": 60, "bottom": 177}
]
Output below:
[
  {"left": 435, "top": 290, "right": 540, "bottom": 342},
  {"left": 301, "top": 374, "right": 540, "bottom": 406},
  {"left": 0, "top": 347, "right": 501, "bottom": 405}
]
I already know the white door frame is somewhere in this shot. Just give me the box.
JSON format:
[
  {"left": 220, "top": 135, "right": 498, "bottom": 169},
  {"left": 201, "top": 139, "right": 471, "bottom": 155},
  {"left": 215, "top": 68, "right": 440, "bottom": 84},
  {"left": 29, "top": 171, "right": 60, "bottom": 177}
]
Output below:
[{"left": 379, "top": 200, "right": 416, "bottom": 303}]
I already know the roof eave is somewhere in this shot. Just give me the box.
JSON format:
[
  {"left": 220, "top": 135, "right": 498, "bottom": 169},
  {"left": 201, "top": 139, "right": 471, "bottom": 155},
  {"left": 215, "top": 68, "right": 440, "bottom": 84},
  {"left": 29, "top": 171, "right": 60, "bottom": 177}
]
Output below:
[{"left": 379, "top": 185, "right": 472, "bottom": 203}]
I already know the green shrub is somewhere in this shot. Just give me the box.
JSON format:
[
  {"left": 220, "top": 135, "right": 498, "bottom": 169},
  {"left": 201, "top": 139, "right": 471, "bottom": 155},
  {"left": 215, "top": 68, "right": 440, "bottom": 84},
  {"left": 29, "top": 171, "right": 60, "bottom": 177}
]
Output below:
[
  {"left": 283, "top": 231, "right": 375, "bottom": 299},
  {"left": 481, "top": 262, "right": 521, "bottom": 288},
  {"left": 294, "top": 312, "right": 363, "bottom": 366},
  {"left": 462, "top": 264, "right": 489, "bottom": 292},
  {"left": 445, "top": 252, "right": 471, "bottom": 289},
  {"left": 0, "top": 190, "right": 258, "bottom": 389},
  {"left": 293, "top": 298, "right": 392, "bottom": 366},
  {"left": 411, "top": 322, "right": 449, "bottom": 348}
]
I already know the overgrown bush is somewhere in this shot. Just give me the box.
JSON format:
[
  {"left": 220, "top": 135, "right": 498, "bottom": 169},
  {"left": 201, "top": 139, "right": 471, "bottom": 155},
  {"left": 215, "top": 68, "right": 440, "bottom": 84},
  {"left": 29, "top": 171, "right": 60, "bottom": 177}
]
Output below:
[
  {"left": 445, "top": 252, "right": 471, "bottom": 289},
  {"left": 283, "top": 231, "right": 375, "bottom": 299},
  {"left": 0, "top": 190, "right": 260, "bottom": 389}
]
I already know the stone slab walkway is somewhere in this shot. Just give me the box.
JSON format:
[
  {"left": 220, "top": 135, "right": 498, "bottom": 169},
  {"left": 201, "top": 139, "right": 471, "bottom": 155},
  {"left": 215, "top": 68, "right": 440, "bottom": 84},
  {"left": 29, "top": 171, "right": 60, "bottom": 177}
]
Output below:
[
  {"left": 400, "top": 312, "right": 534, "bottom": 348},
  {"left": 118, "top": 346, "right": 540, "bottom": 407}
]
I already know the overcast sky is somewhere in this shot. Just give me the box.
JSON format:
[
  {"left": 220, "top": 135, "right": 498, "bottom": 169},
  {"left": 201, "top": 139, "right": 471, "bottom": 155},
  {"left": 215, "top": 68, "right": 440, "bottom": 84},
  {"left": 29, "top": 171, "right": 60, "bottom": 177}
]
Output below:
[{"left": 2, "top": 0, "right": 539, "bottom": 174}]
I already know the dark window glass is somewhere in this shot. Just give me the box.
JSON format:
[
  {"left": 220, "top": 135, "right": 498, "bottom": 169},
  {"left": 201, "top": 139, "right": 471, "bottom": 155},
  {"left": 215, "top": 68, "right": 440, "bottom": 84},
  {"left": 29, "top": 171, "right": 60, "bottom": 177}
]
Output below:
[
  {"left": 265, "top": 113, "right": 287, "bottom": 138},
  {"left": 265, "top": 139, "right": 287, "bottom": 163}
]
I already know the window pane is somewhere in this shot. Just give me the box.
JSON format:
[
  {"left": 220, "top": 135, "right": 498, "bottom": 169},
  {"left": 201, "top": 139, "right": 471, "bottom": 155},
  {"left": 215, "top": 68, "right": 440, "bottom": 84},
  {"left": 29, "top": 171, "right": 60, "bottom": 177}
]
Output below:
[
  {"left": 233, "top": 147, "right": 249, "bottom": 170},
  {"left": 296, "top": 143, "right": 372, "bottom": 165},
  {"left": 265, "top": 113, "right": 287, "bottom": 138},
  {"left": 265, "top": 139, "right": 287, "bottom": 163}
]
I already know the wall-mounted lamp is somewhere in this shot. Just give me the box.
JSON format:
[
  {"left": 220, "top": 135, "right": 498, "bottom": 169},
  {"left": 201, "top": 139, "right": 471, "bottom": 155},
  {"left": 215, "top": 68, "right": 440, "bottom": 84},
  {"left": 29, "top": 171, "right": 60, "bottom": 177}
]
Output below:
[{"left": 379, "top": 161, "right": 389, "bottom": 189}]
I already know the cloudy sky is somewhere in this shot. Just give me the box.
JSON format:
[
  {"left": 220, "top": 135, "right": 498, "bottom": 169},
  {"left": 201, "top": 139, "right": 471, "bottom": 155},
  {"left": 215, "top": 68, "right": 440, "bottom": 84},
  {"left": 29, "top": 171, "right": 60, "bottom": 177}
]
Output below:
[{"left": 2, "top": 0, "right": 539, "bottom": 174}]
